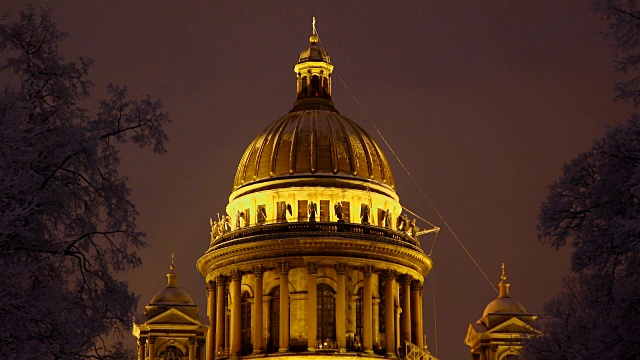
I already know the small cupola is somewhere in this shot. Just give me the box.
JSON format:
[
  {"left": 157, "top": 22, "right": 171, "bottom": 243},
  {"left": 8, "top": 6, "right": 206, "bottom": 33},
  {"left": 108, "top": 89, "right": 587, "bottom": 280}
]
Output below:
[{"left": 293, "top": 17, "right": 335, "bottom": 108}]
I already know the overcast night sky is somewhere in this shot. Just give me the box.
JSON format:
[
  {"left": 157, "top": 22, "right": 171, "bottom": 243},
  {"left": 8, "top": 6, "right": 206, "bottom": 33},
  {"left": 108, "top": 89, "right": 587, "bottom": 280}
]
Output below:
[{"left": 1, "top": 1, "right": 634, "bottom": 359}]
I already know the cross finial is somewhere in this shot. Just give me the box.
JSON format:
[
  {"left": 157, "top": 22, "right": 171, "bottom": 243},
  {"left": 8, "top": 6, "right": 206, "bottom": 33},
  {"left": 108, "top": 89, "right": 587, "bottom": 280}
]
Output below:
[
  {"left": 312, "top": 16, "right": 317, "bottom": 35},
  {"left": 170, "top": 252, "right": 175, "bottom": 272},
  {"left": 500, "top": 262, "right": 506, "bottom": 282}
]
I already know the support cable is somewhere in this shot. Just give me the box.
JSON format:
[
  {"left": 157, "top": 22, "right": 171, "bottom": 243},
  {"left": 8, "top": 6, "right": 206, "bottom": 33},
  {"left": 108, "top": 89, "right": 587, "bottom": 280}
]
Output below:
[
  {"left": 337, "top": 74, "right": 498, "bottom": 294},
  {"left": 432, "top": 268, "right": 438, "bottom": 357}
]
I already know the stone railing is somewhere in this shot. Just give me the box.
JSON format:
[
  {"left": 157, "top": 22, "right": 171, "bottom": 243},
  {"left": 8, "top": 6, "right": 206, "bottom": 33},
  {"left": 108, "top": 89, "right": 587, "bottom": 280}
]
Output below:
[
  {"left": 208, "top": 221, "right": 424, "bottom": 253},
  {"left": 404, "top": 341, "right": 439, "bottom": 360}
]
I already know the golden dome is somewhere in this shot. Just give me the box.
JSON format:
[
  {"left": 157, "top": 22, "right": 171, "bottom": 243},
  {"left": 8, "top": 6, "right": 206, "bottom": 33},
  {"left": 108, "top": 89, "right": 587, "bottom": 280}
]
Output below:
[{"left": 232, "top": 109, "right": 396, "bottom": 193}]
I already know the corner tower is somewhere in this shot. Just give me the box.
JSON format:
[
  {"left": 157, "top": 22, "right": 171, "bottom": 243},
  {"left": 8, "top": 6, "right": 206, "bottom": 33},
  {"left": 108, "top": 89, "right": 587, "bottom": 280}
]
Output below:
[
  {"left": 197, "top": 19, "right": 437, "bottom": 360},
  {"left": 464, "top": 265, "right": 537, "bottom": 360}
]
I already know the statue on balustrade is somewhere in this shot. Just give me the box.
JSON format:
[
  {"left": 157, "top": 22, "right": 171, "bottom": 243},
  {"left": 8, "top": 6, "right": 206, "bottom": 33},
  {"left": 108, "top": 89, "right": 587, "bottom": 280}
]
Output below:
[
  {"left": 308, "top": 201, "right": 317, "bottom": 222},
  {"left": 257, "top": 204, "right": 267, "bottom": 224},
  {"left": 360, "top": 203, "right": 370, "bottom": 224},
  {"left": 334, "top": 201, "right": 344, "bottom": 223}
]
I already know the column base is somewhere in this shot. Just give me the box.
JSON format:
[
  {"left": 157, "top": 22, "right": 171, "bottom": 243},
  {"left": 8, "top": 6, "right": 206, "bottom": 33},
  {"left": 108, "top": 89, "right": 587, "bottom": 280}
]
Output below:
[
  {"left": 307, "top": 348, "right": 316, "bottom": 352},
  {"left": 251, "top": 350, "right": 262, "bottom": 355},
  {"left": 365, "top": 350, "right": 374, "bottom": 354},
  {"left": 278, "top": 348, "right": 288, "bottom": 353}
]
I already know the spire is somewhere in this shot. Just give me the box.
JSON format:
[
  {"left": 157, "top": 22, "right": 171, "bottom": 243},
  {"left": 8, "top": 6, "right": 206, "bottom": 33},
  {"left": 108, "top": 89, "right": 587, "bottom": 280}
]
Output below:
[
  {"left": 310, "top": 16, "right": 319, "bottom": 43},
  {"left": 498, "top": 262, "right": 511, "bottom": 298},
  {"left": 167, "top": 253, "right": 178, "bottom": 288}
]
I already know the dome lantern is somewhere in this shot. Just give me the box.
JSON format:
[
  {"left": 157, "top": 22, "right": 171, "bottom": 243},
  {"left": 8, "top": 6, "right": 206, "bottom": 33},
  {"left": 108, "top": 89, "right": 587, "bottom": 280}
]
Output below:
[{"left": 293, "top": 17, "right": 335, "bottom": 110}]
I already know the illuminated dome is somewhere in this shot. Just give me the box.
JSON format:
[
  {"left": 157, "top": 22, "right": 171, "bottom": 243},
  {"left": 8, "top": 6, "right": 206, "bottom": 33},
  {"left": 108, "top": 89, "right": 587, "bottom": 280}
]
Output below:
[
  {"left": 232, "top": 19, "right": 394, "bottom": 196},
  {"left": 232, "top": 110, "right": 396, "bottom": 193}
]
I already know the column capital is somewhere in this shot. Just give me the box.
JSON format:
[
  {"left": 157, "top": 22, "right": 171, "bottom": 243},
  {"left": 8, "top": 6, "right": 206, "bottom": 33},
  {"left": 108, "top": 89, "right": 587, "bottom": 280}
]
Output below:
[
  {"left": 206, "top": 280, "right": 216, "bottom": 292},
  {"left": 306, "top": 262, "right": 319, "bottom": 274},
  {"left": 278, "top": 262, "right": 291, "bottom": 275},
  {"left": 362, "top": 264, "right": 374, "bottom": 277},
  {"left": 335, "top": 262, "right": 347, "bottom": 275},
  {"left": 253, "top": 265, "right": 265, "bottom": 277},
  {"left": 137, "top": 337, "right": 146, "bottom": 346},
  {"left": 189, "top": 336, "right": 196, "bottom": 345},
  {"left": 230, "top": 269, "right": 243, "bottom": 282},
  {"left": 382, "top": 269, "right": 396, "bottom": 281},
  {"left": 148, "top": 336, "right": 156, "bottom": 344},
  {"left": 216, "top": 275, "right": 226, "bottom": 286},
  {"left": 411, "top": 280, "right": 423, "bottom": 292},
  {"left": 399, "top": 274, "right": 413, "bottom": 286}
]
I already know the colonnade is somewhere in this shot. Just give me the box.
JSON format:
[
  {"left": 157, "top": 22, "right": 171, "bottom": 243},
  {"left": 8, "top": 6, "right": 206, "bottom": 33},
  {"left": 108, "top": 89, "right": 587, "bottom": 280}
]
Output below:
[{"left": 205, "top": 263, "right": 425, "bottom": 360}]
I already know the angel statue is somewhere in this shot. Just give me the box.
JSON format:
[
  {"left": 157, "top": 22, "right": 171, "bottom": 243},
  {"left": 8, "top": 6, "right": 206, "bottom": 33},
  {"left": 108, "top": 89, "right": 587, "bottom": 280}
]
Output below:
[
  {"left": 360, "top": 204, "right": 370, "bottom": 224},
  {"left": 280, "top": 202, "right": 292, "bottom": 223},
  {"left": 396, "top": 213, "right": 409, "bottom": 232},
  {"left": 308, "top": 201, "right": 318, "bottom": 222},
  {"left": 334, "top": 201, "right": 344, "bottom": 222}
]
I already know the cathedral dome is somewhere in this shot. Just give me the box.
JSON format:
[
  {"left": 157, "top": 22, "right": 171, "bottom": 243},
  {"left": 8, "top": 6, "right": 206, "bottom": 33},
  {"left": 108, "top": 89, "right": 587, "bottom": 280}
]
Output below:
[
  {"left": 232, "top": 19, "right": 395, "bottom": 195},
  {"left": 232, "top": 109, "right": 396, "bottom": 193}
]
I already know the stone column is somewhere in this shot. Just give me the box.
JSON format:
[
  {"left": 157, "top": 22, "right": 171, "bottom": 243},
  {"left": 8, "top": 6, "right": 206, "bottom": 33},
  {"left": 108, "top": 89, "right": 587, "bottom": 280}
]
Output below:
[
  {"left": 230, "top": 270, "right": 242, "bottom": 356},
  {"left": 147, "top": 336, "right": 155, "bottom": 360},
  {"left": 383, "top": 270, "right": 396, "bottom": 357},
  {"left": 335, "top": 263, "right": 347, "bottom": 352},
  {"left": 253, "top": 265, "right": 265, "bottom": 354},
  {"left": 215, "top": 275, "right": 226, "bottom": 356},
  {"left": 199, "top": 339, "right": 207, "bottom": 360},
  {"left": 137, "top": 338, "right": 145, "bottom": 360},
  {"left": 362, "top": 265, "right": 374, "bottom": 354},
  {"left": 306, "top": 263, "right": 319, "bottom": 351},
  {"left": 395, "top": 306, "right": 401, "bottom": 352},
  {"left": 206, "top": 281, "right": 216, "bottom": 360},
  {"left": 278, "top": 262, "right": 291, "bottom": 352},
  {"left": 372, "top": 298, "right": 380, "bottom": 351},
  {"left": 189, "top": 337, "right": 196, "bottom": 360},
  {"left": 411, "top": 281, "right": 423, "bottom": 347},
  {"left": 400, "top": 276, "right": 412, "bottom": 345}
]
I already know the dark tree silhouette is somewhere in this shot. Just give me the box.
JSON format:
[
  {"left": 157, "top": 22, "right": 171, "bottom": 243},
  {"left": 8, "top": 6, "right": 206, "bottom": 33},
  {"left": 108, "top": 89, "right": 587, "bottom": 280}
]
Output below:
[
  {"left": 525, "top": 2, "right": 640, "bottom": 358},
  {"left": 0, "top": 7, "right": 169, "bottom": 359}
]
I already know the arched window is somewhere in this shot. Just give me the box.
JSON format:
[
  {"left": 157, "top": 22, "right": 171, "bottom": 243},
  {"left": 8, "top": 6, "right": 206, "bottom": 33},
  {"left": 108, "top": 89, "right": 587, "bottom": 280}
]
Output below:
[
  {"left": 241, "top": 291, "right": 252, "bottom": 355},
  {"left": 355, "top": 287, "right": 363, "bottom": 346},
  {"left": 317, "top": 283, "right": 336, "bottom": 344},
  {"left": 268, "top": 287, "right": 280, "bottom": 352},
  {"left": 162, "top": 345, "right": 183, "bottom": 360},
  {"left": 301, "top": 77, "right": 308, "bottom": 98},
  {"left": 311, "top": 75, "right": 320, "bottom": 97},
  {"left": 322, "top": 77, "right": 329, "bottom": 98}
]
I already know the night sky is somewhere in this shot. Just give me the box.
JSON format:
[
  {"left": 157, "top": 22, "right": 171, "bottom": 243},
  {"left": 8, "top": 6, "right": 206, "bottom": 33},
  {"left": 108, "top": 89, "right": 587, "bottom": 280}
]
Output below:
[{"left": 2, "top": 1, "right": 633, "bottom": 358}]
